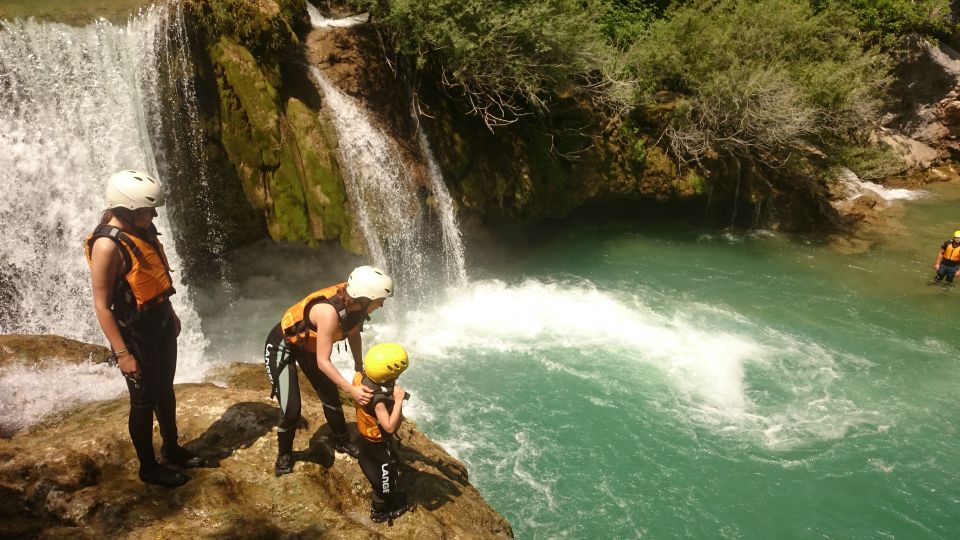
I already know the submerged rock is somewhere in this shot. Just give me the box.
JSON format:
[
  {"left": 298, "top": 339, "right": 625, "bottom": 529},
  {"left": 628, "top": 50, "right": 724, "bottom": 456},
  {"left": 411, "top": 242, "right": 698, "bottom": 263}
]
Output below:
[{"left": 0, "top": 353, "right": 512, "bottom": 537}]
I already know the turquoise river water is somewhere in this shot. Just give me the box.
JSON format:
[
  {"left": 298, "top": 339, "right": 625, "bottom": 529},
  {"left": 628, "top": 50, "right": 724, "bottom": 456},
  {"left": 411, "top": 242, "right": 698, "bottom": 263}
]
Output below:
[{"left": 196, "top": 181, "right": 960, "bottom": 539}]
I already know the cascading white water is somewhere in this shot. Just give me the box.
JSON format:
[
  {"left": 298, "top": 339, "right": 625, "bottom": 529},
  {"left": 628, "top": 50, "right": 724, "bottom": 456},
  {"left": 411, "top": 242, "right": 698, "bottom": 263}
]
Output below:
[
  {"left": 836, "top": 167, "right": 926, "bottom": 202},
  {"left": 305, "top": 3, "right": 368, "bottom": 28},
  {"left": 310, "top": 66, "right": 423, "bottom": 278},
  {"left": 0, "top": 4, "right": 209, "bottom": 431},
  {"left": 415, "top": 114, "right": 468, "bottom": 287},
  {"left": 309, "top": 65, "right": 468, "bottom": 296}
]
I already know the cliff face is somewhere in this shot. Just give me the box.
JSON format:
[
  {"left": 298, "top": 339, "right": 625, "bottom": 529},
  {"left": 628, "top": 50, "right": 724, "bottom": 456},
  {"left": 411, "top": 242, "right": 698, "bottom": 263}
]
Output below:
[
  {"left": 182, "top": 0, "right": 362, "bottom": 252},
  {"left": 0, "top": 337, "right": 513, "bottom": 538}
]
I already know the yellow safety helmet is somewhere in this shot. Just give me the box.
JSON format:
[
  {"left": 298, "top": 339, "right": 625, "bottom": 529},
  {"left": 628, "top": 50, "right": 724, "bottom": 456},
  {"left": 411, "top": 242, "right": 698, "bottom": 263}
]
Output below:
[
  {"left": 953, "top": 230, "right": 960, "bottom": 238},
  {"left": 364, "top": 343, "right": 409, "bottom": 384}
]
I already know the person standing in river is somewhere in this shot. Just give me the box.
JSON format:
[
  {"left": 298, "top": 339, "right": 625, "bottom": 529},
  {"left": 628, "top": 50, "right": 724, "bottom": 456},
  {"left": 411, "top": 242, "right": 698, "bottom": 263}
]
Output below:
[
  {"left": 263, "top": 265, "right": 393, "bottom": 476},
  {"left": 933, "top": 231, "right": 960, "bottom": 283},
  {"left": 86, "top": 170, "right": 203, "bottom": 487}
]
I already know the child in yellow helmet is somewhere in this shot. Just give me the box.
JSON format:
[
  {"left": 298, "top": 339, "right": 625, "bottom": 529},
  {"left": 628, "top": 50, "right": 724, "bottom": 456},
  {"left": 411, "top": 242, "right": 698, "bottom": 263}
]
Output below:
[{"left": 353, "top": 343, "right": 412, "bottom": 523}]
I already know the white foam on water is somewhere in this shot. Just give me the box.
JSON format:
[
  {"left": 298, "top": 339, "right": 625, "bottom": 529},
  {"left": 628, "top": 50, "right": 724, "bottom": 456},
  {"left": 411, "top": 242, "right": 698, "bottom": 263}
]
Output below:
[
  {"left": 0, "top": 362, "right": 126, "bottom": 434},
  {"left": 305, "top": 2, "right": 368, "bottom": 28},
  {"left": 837, "top": 167, "right": 927, "bottom": 202},
  {"left": 372, "top": 278, "right": 886, "bottom": 449}
]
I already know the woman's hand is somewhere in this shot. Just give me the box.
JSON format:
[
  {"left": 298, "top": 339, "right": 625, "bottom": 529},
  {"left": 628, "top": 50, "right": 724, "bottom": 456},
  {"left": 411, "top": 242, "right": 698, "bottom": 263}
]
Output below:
[
  {"left": 117, "top": 351, "right": 140, "bottom": 381},
  {"left": 350, "top": 384, "right": 373, "bottom": 406},
  {"left": 392, "top": 383, "right": 405, "bottom": 401}
]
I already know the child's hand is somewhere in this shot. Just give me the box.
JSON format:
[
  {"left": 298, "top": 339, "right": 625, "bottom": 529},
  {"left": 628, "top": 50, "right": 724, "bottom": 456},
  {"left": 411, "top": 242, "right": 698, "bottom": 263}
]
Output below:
[{"left": 392, "top": 384, "right": 405, "bottom": 401}]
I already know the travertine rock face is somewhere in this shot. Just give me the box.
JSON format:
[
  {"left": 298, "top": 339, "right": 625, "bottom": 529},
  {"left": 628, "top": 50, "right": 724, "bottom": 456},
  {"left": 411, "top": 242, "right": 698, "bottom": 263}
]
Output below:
[{"left": 0, "top": 340, "right": 512, "bottom": 539}]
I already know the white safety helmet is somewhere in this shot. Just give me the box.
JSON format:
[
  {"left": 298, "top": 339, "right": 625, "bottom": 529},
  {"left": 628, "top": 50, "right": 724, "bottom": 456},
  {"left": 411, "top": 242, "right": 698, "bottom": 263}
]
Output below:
[
  {"left": 346, "top": 265, "right": 394, "bottom": 300},
  {"left": 106, "top": 170, "right": 165, "bottom": 210}
]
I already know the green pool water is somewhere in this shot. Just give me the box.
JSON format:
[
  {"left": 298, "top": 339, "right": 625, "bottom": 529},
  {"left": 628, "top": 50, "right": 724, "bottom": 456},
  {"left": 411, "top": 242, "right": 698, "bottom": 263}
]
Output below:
[{"left": 376, "top": 181, "right": 960, "bottom": 538}]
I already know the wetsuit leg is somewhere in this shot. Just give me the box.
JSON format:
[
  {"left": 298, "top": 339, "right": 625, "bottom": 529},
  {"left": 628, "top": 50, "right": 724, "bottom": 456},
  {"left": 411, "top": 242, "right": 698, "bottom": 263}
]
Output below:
[
  {"left": 297, "top": 353, "right": 348, "bottom": 438},
  {"left": 264, "top": 324, "right": 303, "bottom": 448},
  {"left": 123, "top": 304, "right": 177, "bottom": 469},
  {"left": 358, "top": 440, "right": 400, "bottom": 512},
  {"left": 937, "top": 262, "right": 959, "bottom": 282},
  {"left": 152, "top": 304, "right": 179, "bottom": 448}
]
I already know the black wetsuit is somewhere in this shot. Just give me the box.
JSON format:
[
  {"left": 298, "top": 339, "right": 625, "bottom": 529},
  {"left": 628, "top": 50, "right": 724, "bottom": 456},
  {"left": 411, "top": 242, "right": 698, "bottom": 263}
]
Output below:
[
  {"left": 122, "top": 300, "right": 180, "bottom": 468},
  {"left": 262, "top": 317, "right": 363, "bottom": 453},
  {"left": 357, "top": 378, "right": 404, "bottom": 513}
]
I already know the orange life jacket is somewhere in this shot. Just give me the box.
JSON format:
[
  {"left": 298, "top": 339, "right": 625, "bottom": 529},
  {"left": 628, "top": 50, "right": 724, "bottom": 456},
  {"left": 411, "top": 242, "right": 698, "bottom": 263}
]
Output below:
[
  {"left": 944, "top": 241, "right": 960, "bottom": 263},
  {"left": 354, "top": 372, "right": 388, "bottom": 442},
  {"left": 85, "top": 224, "right": 175, "bottom": 324},
  {"left": 280, "top": 283, "right": 362, "bottom": 352}
]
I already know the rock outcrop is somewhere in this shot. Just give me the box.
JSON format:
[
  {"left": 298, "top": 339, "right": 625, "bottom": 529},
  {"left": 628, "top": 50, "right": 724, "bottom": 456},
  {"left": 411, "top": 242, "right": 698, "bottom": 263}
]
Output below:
[
  {"left": 885, "top": 37, "right": 960, "bottom": 165},
  {"left": 0, "top": 335, "right": 111, "bottom": 369},
  {"left": 0, "top": 350, "right": 512, "bottom": 538}
]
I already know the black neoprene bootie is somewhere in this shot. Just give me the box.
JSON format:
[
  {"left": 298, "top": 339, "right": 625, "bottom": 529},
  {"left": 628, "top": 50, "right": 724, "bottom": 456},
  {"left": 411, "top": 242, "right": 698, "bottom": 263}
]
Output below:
[
  {"left": 139, "top": 464, "right": 188, "bottom": 487},
  {"left": 370, "top": 494, "right": 410, "bottom": 523},
  {"left": 161, "top": 444, "right": 205, "bottom": 468},
  {"left": 275, "top": 453, "right": 293, "bottom": 476},
  {"left": 334, "top": 436, "right": 360, "bottom": 458}
]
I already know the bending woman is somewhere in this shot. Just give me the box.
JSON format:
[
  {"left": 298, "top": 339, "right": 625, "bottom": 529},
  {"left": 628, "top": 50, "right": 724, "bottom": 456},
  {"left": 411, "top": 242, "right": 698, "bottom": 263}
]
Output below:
[{"left": 86, "top": 170, "right": 202, "bottom": 487}]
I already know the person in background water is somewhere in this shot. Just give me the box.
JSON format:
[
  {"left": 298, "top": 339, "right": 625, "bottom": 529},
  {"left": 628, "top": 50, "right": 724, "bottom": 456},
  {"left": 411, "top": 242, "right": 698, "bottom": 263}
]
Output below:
[
  {"left": 933, "top": 230, "right": 960, "bottom": 284},
  {"left": 86, "top": 170, "right": 203, "bottom": 487},
  {"left": 263, "top": 265, "right": 393, "bottom": 476},
  {"left": 354, "top": 343, "right": 412, "bottom": 523}
]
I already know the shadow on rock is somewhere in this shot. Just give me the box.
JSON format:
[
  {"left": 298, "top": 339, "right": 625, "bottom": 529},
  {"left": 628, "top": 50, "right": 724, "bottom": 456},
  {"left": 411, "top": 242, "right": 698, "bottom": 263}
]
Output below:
[
  {"left": 183, "top": 402, "right": 276, "bottom": 465},
  {"left": 399, "top": 442, "right": 465, "bottom": 512}
]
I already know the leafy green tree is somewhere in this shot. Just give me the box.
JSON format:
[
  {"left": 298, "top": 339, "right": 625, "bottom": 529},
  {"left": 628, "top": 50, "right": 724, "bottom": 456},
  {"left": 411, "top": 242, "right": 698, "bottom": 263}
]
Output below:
[
  {"left": 810, "top": 0, "right": 954, "bottom": 48},
  {"left": 628, "top": 0, "right": 891, "bottom": 170},
  {"left": 354, "top": 0, "right": 623, "bottom": 130}
]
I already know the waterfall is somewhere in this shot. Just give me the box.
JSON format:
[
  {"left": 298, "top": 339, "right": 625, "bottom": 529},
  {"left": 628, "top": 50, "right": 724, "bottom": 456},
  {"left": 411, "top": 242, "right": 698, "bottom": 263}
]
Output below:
[
  {"left": 0, "top": 4, "right": 208, "bottom": 372},
  {"left": 836, "top": 167, "right": 927, "bottom": 203},
  {"left": 305, "top": 3, "right": 368, "bottom": 28},
  {"left": 415, "top": 114, "right": 468, "bottom": 287},
  {"left": 309, "top": 65, "right": 468, "bottom": 298}
]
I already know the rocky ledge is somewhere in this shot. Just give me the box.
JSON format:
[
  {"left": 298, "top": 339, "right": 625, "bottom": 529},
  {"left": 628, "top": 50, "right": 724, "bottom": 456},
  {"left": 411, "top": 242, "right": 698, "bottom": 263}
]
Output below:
[{"left": 0, "top": 337, "right": 512, "bottom": 538}]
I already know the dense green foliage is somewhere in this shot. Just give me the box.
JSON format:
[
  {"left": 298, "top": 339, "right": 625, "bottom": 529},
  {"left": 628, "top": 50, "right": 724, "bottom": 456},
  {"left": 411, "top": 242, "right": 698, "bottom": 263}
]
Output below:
[
  {"left": 355, "top": 0, "right": 956, "bottom": 182},
  {"left": 630, "top": 0, "right": 891, "bottom": 167},
  {"left": 811, "top": 0, "right": 954, "bottom": 47},
  {"left": 353, "top": 0, "right": 620, "bottom": 128}
]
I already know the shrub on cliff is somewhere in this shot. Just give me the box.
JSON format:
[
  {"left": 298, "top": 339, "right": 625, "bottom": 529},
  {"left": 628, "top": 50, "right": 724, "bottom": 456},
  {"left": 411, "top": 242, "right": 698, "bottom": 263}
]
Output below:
[
  {"left": 810, "top": 0, "right": 954, "bottom": 49},
  {"left": 628, "top": 0, "right": 890, "bottom": 171},
  {"left": 354, "top": 0, "right": 624, "bottom": 130},
  {"left": 184, "top": 0, "right": 306, "bottom": 66}
]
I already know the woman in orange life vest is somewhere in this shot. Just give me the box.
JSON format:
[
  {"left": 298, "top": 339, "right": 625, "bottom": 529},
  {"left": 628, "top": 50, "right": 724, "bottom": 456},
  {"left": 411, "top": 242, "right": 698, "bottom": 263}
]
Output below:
[
  {"left": 86, "top": 170, "right": 203, "bottom": 488},
  {"left": 933, "top": 230, "right": 960, "bottom": 283},
  {"left": 263, "top": 265, "right": 393, "bottom": 476}
]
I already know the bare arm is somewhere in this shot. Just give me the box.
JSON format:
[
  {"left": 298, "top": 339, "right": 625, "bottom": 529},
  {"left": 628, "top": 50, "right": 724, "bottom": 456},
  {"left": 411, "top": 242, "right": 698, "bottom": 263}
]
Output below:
[
  {"left": 90, "top": 238, "right": 139, "bottom": 380},
  {"left": 935, "top": 248, "right": 944, "bottom": 270},
  {"left": 374, "top": 384, "right": 405, "bottom": 434},
  {"left": 311, "top": 304, "right": 373, "bottom": 405},
  {"left": 347, "top": 329, "right": 363, "bottom": 372}
]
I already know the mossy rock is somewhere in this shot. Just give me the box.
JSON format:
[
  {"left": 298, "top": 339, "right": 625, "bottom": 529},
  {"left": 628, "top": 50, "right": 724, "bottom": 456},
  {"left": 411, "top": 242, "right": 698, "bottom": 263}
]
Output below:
[{"left": 285, "top": 97, "right": 359, "bottom": 250}]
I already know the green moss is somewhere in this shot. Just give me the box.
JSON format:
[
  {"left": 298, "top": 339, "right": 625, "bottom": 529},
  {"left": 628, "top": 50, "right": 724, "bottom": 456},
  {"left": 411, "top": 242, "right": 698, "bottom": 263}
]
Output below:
[
  {"left": 212, "top": 38, "right": 282, "bottom": 163},
  {"left": 184, "top": 0, "right": 304, "bottom": 86},
  {"left": 269, "top": 145, "right": 311, "bottom": 242},
  {"left": 285, "top": 98, "right": 359, "bottom": 250}
]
